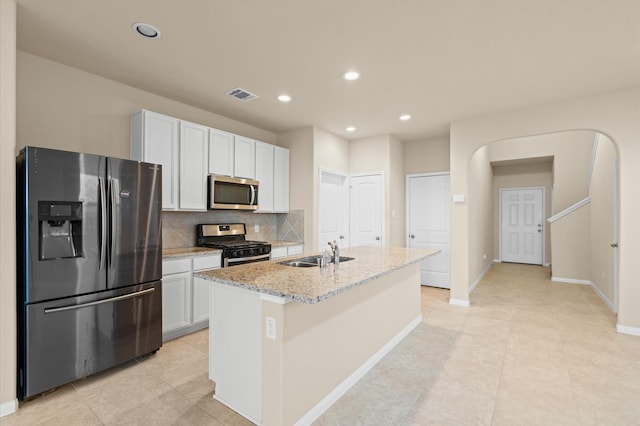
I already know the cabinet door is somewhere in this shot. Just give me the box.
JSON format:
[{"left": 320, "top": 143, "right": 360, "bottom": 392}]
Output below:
[
  {"left": 209, "top": 129, "right": 234, "bottom": 176},
  {"left": 192, "top": 277, "right": 211, "bottom": 324},
  {"left": 162, "top": 272, "right": 191, "bottom": 333},
  {"left": 179, "top": 121, "right": 209, "bottom": 210},
  {"left": 234, "top": 136, "right": 255, "bottom": 179},
  {"left": 255, "top": 142, "right": 274, "bottom": 212},
  {"left": 274, "top": 146, "right": 290, "bottom": 212},
  {"left": 131, "top": 111, "right": 179, "bottom": 210}
]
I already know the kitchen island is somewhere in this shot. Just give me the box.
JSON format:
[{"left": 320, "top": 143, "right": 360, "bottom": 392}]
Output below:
[{"left": 195, "top": 246, "right": 438, "bottom": 425}]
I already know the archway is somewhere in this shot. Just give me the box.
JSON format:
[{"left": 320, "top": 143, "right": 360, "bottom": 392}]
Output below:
[{"left": 465, "top": 130, "right": 619, "bottom": 316}]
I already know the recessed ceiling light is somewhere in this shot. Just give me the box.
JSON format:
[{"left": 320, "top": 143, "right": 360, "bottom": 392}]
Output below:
[
  {"left": 343, "top": 71, "right": 360, "bottom": 81},
  {"left": 277, "top": 94, "right": 292, "bottom": 102},
  {"left": 346, "top": 126, "right": 356, "bottom": 132},
  {"left": 132, "top": 22, "right": 161, "bottom": 39},
  {"left": 400, "top": 114, "right": 411, "bottom": 121}
]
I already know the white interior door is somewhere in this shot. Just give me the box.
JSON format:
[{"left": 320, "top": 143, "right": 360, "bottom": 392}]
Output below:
[
  {"left": 500, "top": 187, "right": 544, "bottom": 264},
  {"left": 319, "top": 169, "right": 349, "bottom": 251},
  {"left": 407, "top": 174, "right": 451, "bottom": 288},
  {"left": 350, "top": 173, "right": 384, "bottom": 247}
]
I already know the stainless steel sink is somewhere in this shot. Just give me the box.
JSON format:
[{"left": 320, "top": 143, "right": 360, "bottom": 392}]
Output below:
[{"left": 278, "top": 255, "right": 355, "bottom": 267}]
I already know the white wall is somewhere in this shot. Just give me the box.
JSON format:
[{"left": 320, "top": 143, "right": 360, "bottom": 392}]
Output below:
[
  {"left": 488, "top": 131, "right": 594, "bottom": 213},
  {"left": 0, "top": 0, "right": 17, "bottom": 414},
  {"left": 17, "top": 51, "right": 277, "bottom": 158},
  {"left": 589, "top": 134, "right": 617, "bottom": 307},
  {"left": 276, "top": 127, "right": 314, "bottom": 253},
  {"left": 404, "top": 136, "right": 450, "bottom": 174},
  {"left": 389, "top": 135, "right": 405, "bottom": 247},
  {"left": 467, "top": 146, "right": 494, "bottom": 286},
  {"left": 450, "top": 87, "right": 640, "bottom": 332}
]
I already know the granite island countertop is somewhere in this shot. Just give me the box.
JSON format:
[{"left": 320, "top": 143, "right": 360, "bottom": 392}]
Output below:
[
  {"left": 195, "top": 246, "right": 438, "bottom": 304},
  {"left": 162, "top": 247, "right": 222, "bottom": 259}
]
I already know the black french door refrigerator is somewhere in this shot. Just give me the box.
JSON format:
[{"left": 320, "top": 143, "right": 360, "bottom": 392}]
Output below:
[{"left": 16, "top": 146, "right": 163, "bottom": 400}]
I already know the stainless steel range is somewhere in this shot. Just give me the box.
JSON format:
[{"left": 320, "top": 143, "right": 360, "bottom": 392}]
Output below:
[{"left": 197, "top": 223, "right": 271, "bottom": 267}]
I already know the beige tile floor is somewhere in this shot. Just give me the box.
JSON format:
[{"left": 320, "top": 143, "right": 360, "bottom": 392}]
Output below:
[{"left": 4, "top": 263, "right": 639, "bottom": 425}]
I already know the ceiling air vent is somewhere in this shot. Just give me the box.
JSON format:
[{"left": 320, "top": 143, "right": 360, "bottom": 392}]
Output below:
[{"left": 226, "top": 87, "right": 259, "bottom": 102}]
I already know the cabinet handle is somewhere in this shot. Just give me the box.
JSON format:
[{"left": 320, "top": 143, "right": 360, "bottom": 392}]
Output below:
[
  {"left": 409, "top": 234, "right": 415, "bottom": 239},
  {"left": 375, "top": 236, "right": 380, "bottom": 241}
]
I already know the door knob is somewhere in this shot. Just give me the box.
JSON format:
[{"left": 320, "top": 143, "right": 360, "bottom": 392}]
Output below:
[
  {"left": 375, "top": 236, "right": 380, "bottom": 241},
  {"left": 409, "top": 234, "right": 415, "bottom": 239},
  {"left": 610, "top": 243, "right": 618, "bottom": 248}
]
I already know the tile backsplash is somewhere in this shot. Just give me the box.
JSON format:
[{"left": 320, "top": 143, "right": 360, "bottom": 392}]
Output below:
[{"left": 162, "top": 210, "right": 304, "bottom": 249}]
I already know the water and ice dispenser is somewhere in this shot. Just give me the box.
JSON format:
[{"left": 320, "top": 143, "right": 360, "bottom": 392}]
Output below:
[{"left": 38, "top": 201, "right": 83, "bottom": 260}]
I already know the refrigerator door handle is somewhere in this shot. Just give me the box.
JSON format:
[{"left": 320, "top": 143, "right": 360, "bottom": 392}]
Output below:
[
  {"left": 44, "top": 288, "right": 155, "bottom": 314},
  {"left": 109, "top": 179, "right": 117, "bottom": 268},
  {"left": 99, "top": 177, "right": 107, "bottom": 270}
]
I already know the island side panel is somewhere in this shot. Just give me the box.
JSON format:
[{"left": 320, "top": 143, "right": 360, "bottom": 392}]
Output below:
[
  {"left": 209, "top": 282, "right": 262, "bottom": 424},
  {"left": 262, "top": 263, "right": 422, "bottom": 425}
]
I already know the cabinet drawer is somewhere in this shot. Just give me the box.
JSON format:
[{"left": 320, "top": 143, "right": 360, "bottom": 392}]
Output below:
[
  {"left": 193, "top": 254, "right": 221, "bottom": 271},
  {"left": 287, "top": 245, "right": 303, "bottom": 256},
  {"left": 270, "top": 246, "right": 287, "bottom": 259},
  {"left": 163, "top": 258, "right": 191, "bottom": 275}
]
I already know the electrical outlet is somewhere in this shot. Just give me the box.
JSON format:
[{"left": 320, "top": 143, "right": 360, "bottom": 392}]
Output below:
[
  {"left": 254, "top": 224, "right": 259, "bottom": 233},
  {"left": 482, "top": 254, "right": 487, "bottom": 260},
  {"left": 265, "top": 317, "right": 276, "bottom": 340}
]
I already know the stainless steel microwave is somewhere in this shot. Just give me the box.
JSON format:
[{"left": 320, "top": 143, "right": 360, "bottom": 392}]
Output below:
[{"left": 208, "top": 175, "right": 259, "bottom": 210}]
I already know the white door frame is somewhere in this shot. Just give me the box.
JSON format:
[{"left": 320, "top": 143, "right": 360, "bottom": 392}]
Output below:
[
  {"left": 318, "top": 167, "right": 349, "bottom": 250},
  {"left": 499, "top": 186, "right": 546, "bottom": 265},
  {"left": 350, "top": 171, "right": 385, "bottom": 247}
]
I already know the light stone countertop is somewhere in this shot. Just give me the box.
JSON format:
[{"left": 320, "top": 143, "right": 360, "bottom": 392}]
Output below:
[
  {"left": 162, "top": 247, "right": 222, "bottom": 259},
  {"left": 195, "top": 246, "right": 438, "bottom": 304}
]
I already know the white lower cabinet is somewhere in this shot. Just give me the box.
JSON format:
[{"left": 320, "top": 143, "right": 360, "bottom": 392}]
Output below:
[
  {"left": 162, "top": 271, "right": 191, "bottom": 333},
  {"left": 162, "top": 253, "right": 221, "bottom": 341}
]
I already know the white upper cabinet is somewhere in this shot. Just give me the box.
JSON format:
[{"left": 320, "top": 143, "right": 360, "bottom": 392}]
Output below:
[
  {"left": 274, "top": 146, "right": 290, "bottom": 212},
  {"left": 255, "top": 142, "right": 275, "bottom": 212},
  {"left": 130, "top": 110, "right": 179, "bottom": 210},
  {"left": 179, "top": 121, "right": 209, "bottom": 210},
  {"left": 234, "top": 136, "right": 256, "bottom": 179},
  {"left": 209, "top": 129, "right": 234, "bottom": 177},
  {"left": 131, "top": 110, "right": 289, "bottom": 212}
]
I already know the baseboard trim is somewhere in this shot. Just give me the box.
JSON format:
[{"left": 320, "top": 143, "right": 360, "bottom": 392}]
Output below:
[
  {"left": 589, "top": 282, "right": 617, "bottom": 313},
  {"left": 449, "top": 298, "right": 470, "bottom": 307},
  {"left": 294, "top": 314, "right": 423, "bottom": 426},
  {"left": 616, "top": 324, "right": 640, "bottom": 337},
  {"left": 0, "top": 399, "right": 18, "bottom": 418},
  {"left": 551, "top": 276, "right": 591, "bottom": 285},
  {"left": 493, "top": 259, "right": 501, "bottom": 263},
  {"left": 469, "top": 261, "right": 493, "bottom": 294}
]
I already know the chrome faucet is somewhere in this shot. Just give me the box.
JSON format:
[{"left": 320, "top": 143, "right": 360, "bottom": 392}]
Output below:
[{"left": 328, "top": 240, "right": 339, "bottom": 265}]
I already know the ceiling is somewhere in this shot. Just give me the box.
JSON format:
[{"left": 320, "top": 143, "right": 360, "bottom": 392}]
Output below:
[{"left": 15, "top": 0, "right": 640, "bottom": 141}]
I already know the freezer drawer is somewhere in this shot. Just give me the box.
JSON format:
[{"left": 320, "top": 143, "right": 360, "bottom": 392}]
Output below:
[{"left": 18, "top": 281, "right": 162, "bottom": 400}]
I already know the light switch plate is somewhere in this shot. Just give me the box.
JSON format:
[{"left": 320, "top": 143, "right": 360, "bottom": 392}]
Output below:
[{"left": 453, "top": 194, "right": 465, "bottom": 203}]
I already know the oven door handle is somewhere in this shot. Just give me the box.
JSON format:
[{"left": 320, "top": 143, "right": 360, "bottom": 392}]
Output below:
[{"left": 225, "top": 253, "right": 270, "bottom": 267}]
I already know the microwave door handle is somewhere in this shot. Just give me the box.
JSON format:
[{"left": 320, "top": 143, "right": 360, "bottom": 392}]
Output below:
[{"left": 250, "top": 184, "right": 256, "bottom": 206}]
